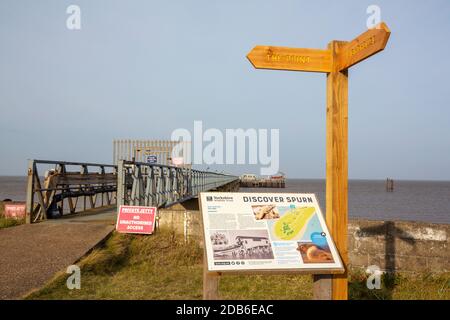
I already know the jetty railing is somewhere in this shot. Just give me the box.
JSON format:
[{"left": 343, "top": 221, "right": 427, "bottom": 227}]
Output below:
[
  {"left": 25, "top": 160, "right": 117, "bottom": 223},
  {"left": 116, "top": 160, "right": 238, "bottom": 208},
  {"left": 25, "top": 159, "right": 239, "bottom": 223}
]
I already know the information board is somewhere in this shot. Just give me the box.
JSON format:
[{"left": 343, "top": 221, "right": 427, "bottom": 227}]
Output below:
[{"left": 200, "top": 192, "right": 343, "bottom": 272}]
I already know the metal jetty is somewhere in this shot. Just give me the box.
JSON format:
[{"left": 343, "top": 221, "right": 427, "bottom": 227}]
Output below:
[{"left": 25, "top": 159, "right": 239, "bottom": 223}]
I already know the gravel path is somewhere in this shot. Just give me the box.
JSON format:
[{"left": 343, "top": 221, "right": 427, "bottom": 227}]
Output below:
[{"left": 0, "top": 207, "right": 116, "bottom": 299}]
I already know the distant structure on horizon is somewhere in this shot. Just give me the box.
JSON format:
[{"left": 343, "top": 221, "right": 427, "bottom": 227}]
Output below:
[
  {"left": 240, "top": 173, "right": 285, "bottom": 188},
  {"left": 113, "top": 139, "right": 191, "bottom": 168},
  {"left": 386, "top": 178, "right": 394, "bottom": 192}
]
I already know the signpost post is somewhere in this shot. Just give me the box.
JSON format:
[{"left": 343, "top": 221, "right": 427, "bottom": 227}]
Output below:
[{"left": 246, "top": 23, "right": 391, "bottom": 300}]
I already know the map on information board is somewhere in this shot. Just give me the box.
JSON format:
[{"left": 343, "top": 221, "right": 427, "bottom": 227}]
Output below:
[{"left": 200, "top": 192, "right": 343, "bottom": 272}]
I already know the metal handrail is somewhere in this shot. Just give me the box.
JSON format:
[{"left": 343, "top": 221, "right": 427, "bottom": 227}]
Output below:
[
  {"left": 116, "top": 160, "right": 238, "bottom": 208},
  {"left": 32, "top": 159, "right": 116, "bottom": 167},
  {"left": 25, "top": 159, "right": 118, "bottom": 223}
]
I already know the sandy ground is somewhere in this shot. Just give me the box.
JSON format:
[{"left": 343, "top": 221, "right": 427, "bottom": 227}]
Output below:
[{"left": 0, "top": 207, "right": 116, "bottom": 299}]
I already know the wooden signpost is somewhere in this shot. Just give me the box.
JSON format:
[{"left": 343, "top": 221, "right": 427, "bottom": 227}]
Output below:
[{"left": 246, "top": 23, "right": 391, "bottom": 300}]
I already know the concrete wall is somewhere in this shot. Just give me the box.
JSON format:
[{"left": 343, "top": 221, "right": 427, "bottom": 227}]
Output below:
[
  {"left": 349, "top": 219, "right": 449, "bottom": 273},
  {"left": 157, "top": 210, "right": 204, "bottom": 242},
  {"left": 158, "top": 208, "right": 449, "bottom": 273}
]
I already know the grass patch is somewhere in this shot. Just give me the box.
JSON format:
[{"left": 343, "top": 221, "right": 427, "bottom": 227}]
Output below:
[
  {"left": 0, "top": 216, "right": 23, "bottom": 228},
  {"left": 350, "top": 269, "right": 450, "bottom": 300},
  {"left": 26, "top": 228, "right": 450, "bottom": 300}
]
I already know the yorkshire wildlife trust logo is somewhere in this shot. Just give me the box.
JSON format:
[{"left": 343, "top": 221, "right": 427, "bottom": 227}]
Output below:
[{"left": 171, "top": 121, "right": 279, "bottom": 175}]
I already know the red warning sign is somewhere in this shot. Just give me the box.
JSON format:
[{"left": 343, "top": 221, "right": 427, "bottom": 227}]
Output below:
[
  {"left": 4, "top": 203, "right": 26, "bottom": 219},
  {"left": 116, "top": 205, "right": 156, "bottom": 234}
]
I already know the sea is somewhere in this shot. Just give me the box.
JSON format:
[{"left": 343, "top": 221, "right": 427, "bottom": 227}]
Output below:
[{"left": 1, "top": 176, "right": 449, "bottom": 224}]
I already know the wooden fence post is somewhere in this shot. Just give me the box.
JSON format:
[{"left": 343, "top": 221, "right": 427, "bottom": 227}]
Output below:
[
  {"left": 25, "top": 160, "right": 35, "bottom": 224},
  {"left": 313, "top": 274, "right": 333, "bottom": 300},
  {"left": 202, "top": 254, "right": 220, "bottom": 300}
]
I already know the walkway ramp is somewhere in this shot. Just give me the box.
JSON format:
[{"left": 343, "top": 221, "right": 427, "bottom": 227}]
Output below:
[{"left": 0, "top": 206, "right": 116, "bottom": 299}]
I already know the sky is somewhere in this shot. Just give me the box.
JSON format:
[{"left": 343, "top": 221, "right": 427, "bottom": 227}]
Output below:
[{"left": 0, "top": 0, "right": 449, "bottom": 179}]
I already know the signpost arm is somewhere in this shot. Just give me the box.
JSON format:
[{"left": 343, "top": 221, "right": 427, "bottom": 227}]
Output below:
[{"left": 326, "top": 40, "right": 349, "bottom": 300}]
